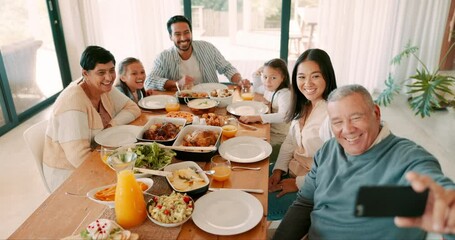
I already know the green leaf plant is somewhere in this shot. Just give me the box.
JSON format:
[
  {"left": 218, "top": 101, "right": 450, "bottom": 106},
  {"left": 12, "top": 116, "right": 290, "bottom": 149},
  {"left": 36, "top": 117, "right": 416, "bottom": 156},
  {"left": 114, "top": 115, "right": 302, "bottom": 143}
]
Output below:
[{"left": 375, "top": 41, "right": 455, "bottom": 117}]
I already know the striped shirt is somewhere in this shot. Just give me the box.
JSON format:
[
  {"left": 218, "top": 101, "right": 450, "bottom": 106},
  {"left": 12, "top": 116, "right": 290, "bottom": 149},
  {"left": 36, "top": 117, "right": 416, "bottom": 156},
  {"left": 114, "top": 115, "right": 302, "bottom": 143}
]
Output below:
[{"left": 145, "top": 40, "right": 239, "bottom": 91}]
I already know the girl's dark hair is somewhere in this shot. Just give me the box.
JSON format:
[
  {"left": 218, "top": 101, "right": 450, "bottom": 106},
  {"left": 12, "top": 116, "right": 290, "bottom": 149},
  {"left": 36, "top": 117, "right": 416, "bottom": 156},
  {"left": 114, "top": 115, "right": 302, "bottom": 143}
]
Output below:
[
  {"left": 117, "top": 57, "right": 146, "bottom": 96},
  {"left": 263, "top": 58, "right": 290, "bottom": 92},
  {"left": 167, "top": 15, "right": 192, "bottom": 35},
  {"left": 286, "top": 48, "right": 338, "bottom": 122},
  {"left": 80, "top": 45, "right": 115, "bottom": 71}
]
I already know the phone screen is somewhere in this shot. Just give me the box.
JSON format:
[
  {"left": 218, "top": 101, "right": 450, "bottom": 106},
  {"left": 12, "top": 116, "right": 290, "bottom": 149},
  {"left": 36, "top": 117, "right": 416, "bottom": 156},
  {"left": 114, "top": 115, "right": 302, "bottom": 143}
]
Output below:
[{"left": 354, "top": 186, "right": 428, "bottom": 217}]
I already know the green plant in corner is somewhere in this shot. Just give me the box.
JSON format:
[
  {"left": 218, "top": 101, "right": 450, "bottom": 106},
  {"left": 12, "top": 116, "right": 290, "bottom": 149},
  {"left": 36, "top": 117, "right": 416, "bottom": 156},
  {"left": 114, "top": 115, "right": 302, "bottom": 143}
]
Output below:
[{"left": 376, "top": 41, "right": 455, "bottom": 117}]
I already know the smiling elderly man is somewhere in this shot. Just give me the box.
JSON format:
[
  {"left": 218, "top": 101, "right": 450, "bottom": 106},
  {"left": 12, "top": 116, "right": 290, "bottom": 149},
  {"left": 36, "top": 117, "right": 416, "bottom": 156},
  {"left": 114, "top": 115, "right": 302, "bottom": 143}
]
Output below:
[{"left": 272, "top": 84, "right": 455, "bottom": 240}]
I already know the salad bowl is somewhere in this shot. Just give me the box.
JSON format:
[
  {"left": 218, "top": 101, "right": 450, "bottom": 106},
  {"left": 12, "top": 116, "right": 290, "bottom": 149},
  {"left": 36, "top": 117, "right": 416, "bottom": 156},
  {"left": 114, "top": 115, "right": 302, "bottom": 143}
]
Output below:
[{"left": 146, "top": 192, "right": 194, "bottom": 227}]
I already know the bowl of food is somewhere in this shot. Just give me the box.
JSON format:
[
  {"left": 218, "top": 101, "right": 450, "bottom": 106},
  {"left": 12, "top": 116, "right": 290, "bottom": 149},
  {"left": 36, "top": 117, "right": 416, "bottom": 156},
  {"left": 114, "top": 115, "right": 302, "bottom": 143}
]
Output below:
[
  {"left": 164, "top": 161, "right": 210, "bottom": 198},
  {"left": 146, "top": 191, "right": 194, "bottom": 227},
  {"left": 172, "top": 125, "right": 222, "bottom": 162},
  {"left": 87, "top": 178, "right": 153, "bottom": 208},
  {"left": 209, "top": 88, "right": 234, "bottom": 107},
  {"left": 176, "top": 90, "right": 208, "bottom": 104},
  {"left": 186, "top": 98, "right": 219, "bottom": 115},
  {"left": 113, "top": 142, "right": 175, "bottom": 170},
  {"left": 137, "top": 117, "right": 186, "bottom": 145}
]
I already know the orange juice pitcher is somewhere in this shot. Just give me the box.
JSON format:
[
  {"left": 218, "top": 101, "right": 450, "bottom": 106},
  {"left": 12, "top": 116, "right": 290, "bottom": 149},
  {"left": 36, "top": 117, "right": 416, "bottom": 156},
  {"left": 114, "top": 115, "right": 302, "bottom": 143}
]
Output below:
[{"left": 108, "top": 151, "right": 147, "bottom": 228}]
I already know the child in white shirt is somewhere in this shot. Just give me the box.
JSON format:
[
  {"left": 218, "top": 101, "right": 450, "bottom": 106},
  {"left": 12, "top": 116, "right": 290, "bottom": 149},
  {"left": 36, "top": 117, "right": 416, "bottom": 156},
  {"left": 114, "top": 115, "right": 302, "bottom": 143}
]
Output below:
[{"left": 239, "top": 58, "right": 291, "bottom": 146}]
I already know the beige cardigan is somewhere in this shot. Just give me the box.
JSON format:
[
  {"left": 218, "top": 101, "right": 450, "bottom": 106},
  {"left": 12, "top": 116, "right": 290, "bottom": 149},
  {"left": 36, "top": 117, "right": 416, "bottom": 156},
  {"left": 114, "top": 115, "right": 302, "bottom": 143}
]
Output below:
[{"left": 43, "top": 81, "right": 141, "bottom": 170}]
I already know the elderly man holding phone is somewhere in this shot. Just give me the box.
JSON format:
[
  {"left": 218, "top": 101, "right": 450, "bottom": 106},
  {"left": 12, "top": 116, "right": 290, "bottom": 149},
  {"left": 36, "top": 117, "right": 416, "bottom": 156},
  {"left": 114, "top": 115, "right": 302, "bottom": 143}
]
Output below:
[{"left": 273, "top": 84, "right": 455, "bottom": 239}]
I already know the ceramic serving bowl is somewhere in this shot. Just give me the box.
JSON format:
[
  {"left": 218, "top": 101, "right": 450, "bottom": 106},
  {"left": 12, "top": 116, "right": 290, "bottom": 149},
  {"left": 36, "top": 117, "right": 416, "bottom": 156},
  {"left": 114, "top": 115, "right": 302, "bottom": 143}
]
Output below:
[{"left": 186, "top": 98, "right": 219, "bottom": 115}]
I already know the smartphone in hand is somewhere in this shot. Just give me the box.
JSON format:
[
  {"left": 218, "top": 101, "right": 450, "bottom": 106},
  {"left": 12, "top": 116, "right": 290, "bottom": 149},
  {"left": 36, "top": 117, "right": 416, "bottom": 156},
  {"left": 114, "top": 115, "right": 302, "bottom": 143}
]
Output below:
[{"left": 354, "top": 186, "right": 429, "bottom": 217}]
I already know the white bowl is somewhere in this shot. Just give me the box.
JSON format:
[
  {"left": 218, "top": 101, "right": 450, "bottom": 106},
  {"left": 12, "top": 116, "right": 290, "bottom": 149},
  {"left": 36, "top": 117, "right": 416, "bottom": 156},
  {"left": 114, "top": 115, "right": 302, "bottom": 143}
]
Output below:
[
  {"left": 186, "top": 98, "right": 219, "bottom": 115},
  {"left": 136, "top": 116, "right": 186, "bottom": 144},
  {"left": 209, "top": 89, "right": 234, "bottom": 107},
  {"left": 172, "top": 125, "right": 222, "bottom": 162},
  {"left": 87, "top": 178, "right": 154, "bottom": 208},
  {"left": 164, "top": 161, "right": 210, "bottom": 197},
  {"left": 146, "top": 192, "right": 194, "bottom": 227}
]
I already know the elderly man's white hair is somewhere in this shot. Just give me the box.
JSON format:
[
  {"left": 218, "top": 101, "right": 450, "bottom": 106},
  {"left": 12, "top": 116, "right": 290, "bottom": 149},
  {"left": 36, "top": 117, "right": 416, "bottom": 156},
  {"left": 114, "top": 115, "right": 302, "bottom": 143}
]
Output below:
[{"left": 327, "top": 84, "right": 376, "bottom": 109}]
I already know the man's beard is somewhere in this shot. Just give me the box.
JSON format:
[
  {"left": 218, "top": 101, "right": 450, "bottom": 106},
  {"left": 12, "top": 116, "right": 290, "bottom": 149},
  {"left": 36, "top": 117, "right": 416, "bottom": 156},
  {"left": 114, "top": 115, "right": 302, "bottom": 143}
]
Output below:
[{"left": 175, "top": 39, "right": 192, "bottom": 52}]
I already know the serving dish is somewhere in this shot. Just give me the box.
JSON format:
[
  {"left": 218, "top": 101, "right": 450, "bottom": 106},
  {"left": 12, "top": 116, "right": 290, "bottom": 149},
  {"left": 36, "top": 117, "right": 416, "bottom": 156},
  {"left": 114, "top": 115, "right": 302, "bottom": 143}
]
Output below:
[
  {"left": 172, "top": 125, "right": 222, "bottom": 162},
  {"left": 87, "top": 178, "right": 154, "bottom": 208},
  {"left": 164, "top": 161, "right": 210, "bottom": 198},
  {"left": 186, "top": 98, "right": 219, "bottom": 115},
  {"left": 146, "top": 192, "right": 194, "bottom": 227},
  {"left": 113, "top": 142, "right": 175, "bottom": 170},
  {"left": 208, "top": 89, "right": 234, "bottom": 107},
  {"left": 175, "top": 90, "right": 208, "bottom": 104},
  {"left": 192, "top": 83, "right": 228, "bottom": 92},
  {"left": 136, "top": 116, "right": 186, "bottom": 145}
]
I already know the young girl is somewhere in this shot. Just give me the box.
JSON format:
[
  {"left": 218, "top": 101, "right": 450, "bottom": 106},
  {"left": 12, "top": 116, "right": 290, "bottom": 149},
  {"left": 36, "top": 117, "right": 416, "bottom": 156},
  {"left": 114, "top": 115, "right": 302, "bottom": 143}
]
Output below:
[
  {"left": 267, "top": 49, "right": 338, "bottom": 221},
  {"left": 239, "top": 58, "right": 291, "bottom": 146},
  {"left": 116, "top": 57, "right": 148, "bottom": 102}
]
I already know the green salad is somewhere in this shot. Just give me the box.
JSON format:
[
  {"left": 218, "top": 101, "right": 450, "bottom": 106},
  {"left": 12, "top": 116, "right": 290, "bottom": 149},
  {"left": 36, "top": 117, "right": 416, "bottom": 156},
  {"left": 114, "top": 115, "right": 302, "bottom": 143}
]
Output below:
[{"left": 131, "top": 143, "right": 175, "bottom": 169}]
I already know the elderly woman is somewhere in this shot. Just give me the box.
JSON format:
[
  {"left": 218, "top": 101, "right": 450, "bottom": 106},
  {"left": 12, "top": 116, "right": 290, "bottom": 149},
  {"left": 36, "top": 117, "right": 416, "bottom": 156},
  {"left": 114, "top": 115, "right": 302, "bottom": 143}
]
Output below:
[{"left": 43, "top": 46, "right": 141, "bottom": 191}]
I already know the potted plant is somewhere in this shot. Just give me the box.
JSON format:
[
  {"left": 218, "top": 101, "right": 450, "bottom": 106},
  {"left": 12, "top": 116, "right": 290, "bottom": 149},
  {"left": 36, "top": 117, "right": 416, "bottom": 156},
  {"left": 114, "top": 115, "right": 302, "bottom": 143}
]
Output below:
[{"left": 376, "top": 41, "right": 455, "bottom": 117}]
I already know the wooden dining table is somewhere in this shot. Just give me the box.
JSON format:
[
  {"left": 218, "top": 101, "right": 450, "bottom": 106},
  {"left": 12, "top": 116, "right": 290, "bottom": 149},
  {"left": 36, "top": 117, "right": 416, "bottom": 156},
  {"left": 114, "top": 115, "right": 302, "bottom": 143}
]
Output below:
[{"left": 10, "top": 89, "right": 271, "bottom": 240}]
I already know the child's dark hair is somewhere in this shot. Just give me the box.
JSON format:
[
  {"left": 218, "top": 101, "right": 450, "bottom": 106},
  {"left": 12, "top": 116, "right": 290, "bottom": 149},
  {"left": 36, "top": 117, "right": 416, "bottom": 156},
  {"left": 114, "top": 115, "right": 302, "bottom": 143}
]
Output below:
[{"left": 263, "top": 58, "right": 290, "bottom": 92}]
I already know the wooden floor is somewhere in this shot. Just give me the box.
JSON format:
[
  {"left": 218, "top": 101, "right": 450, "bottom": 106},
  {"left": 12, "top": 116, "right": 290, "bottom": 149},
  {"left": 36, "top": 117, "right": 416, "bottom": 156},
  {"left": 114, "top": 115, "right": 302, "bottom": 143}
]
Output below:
[{"left": 1, "top": 95, "right": 454, "bottom": 239}]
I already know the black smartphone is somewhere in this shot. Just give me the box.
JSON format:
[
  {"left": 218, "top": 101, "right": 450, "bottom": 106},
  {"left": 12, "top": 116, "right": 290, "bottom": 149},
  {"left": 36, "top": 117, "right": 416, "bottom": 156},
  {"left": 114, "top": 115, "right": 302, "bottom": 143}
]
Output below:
[{"left": 354, "top": 186, "right": 429, "bottom": 217}]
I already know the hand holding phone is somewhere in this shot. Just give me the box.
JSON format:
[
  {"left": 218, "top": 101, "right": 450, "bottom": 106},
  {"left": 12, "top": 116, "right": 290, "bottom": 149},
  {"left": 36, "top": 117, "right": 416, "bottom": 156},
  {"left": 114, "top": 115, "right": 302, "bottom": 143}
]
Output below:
[{"left": 354, "top": 186, "right": 428, "bottom": 217}]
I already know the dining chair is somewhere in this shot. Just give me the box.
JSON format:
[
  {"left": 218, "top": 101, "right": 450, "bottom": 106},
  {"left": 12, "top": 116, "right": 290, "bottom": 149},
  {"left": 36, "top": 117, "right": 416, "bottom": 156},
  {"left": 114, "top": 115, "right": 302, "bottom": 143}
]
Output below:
[{"left": 23, "top": 119, "right": 51, "bottom": 193}]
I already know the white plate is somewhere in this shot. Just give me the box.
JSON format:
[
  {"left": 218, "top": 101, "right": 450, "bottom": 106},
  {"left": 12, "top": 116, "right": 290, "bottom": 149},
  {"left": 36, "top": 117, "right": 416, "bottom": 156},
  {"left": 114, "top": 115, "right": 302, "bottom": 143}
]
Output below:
[
  {"left": 87, "top": 178, "right": 154, "bottom": 208},
  {"left": 192, "top": 83, "right": 228, "bottom": 92},
  {"left": 226, "top": 101, "right": 268, "bottom": 116},
  {"left": 94, "top": 125, "right": 141, "bottom": 148},
  {"left": 138, "top": 95, "right": 178, "bottom": 110},
  {"left": 192, "top": 190, "right": 263, "bottom": 235},
  {"left": 218, "top": 136, "right": 272, "bottom": 163}
]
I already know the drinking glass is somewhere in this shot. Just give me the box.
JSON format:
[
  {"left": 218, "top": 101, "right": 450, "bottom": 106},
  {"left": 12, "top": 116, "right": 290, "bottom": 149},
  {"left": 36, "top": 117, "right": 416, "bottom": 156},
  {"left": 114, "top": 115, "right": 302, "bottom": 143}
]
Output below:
[
  {"left": 100, "top": 146, "right": 115, "bottom": 164},
  {"left": 221, "top": 117, "right": 238, "bottom": 139},
  {"left": 165, "top": 102, "right": 180, "bottom": 112},
  {"left": 107, "top": 151, "right": 147, "bottom": 228},
  {"left": 210, "top": 155, "right": 231, "bottom": 182},
  {"left": 240, "top": 86, "right": 254, "bottom": 101}
]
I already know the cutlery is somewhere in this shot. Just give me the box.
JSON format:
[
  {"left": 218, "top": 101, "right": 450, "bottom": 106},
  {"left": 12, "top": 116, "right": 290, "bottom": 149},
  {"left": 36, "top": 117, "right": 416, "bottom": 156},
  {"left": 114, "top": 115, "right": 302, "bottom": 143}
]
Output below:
[
  {"left": 134, "top": 167, "right": 172, "bottom": 177},
  {"left": 65, "top": 192, "right": 86, "bottom": 197},
  {"left": 238, "top": 122, "right": 258, "bottom": 131},
  {"left": 157, "top": 143, "right": 217, "bottom": 152},
  {"left": 189, "top": 166, "right": 215, "bottom": 175},
  {"left": 231, "top": 166, "right": 261, "bottom": 171},
  {"left": 208, "top": 188, "right": 264, "bottom": 194}
]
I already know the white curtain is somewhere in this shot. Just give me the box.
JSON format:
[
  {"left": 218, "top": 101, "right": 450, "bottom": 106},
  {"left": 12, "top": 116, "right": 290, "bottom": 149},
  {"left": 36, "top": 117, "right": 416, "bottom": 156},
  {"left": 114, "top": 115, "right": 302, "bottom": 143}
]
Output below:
[
  {"left": 317, "top": 0, "right": 450, "bottom": 93},
  {"left": 59, "top": 0, "right": 182, "bottom": 80}
]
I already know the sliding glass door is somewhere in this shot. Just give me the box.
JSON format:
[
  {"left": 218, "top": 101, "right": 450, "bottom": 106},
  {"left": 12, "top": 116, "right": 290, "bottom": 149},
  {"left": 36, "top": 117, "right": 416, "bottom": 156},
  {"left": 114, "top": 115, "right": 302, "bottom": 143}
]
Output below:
[{"left": 0, "top": 0, "right": 69, "bottom": 135}]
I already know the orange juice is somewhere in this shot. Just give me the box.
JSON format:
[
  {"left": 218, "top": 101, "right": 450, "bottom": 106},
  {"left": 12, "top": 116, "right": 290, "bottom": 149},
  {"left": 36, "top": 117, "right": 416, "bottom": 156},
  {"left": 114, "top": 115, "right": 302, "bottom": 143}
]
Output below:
[
  {"left": 165, "top": 102, "right": 180, "bottom": 112},
  {"left": 222, "top": 125, "right": 238, "bottom": 138},
  {"left": 212, "top": 166, "right": 232, "bottom": 181},
  {"left": 115, "top": 170, "right": 147, "bottom": 228},
  {"left": 241, "top": 92, "right": 254, "bottom": 101}
]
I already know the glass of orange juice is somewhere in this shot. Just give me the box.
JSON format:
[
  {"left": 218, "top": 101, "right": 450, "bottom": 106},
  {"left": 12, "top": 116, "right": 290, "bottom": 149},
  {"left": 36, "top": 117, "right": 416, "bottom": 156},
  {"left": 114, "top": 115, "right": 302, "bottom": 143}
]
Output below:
[
  {"left": 210, "top": 155, "right": 231, "bottom": 182},
  {"left": 221, "top": 118, "right": 238, "bottom": 138},
  {"left": 240, "top": 86, "right": 254, "bottom": 101},
  {"left": 165, "top": 102, "right": 180, "bottom": 112}
]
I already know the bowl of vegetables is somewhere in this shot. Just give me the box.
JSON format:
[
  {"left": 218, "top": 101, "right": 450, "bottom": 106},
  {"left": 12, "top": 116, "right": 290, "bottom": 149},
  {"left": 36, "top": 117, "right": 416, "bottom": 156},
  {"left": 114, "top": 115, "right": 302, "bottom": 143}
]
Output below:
[
  {"left": 113, "top": 142, "right": 176, "bottom": 171},
  {"left": 146, "top": 191, "right": 194, "bottom": 227}
]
